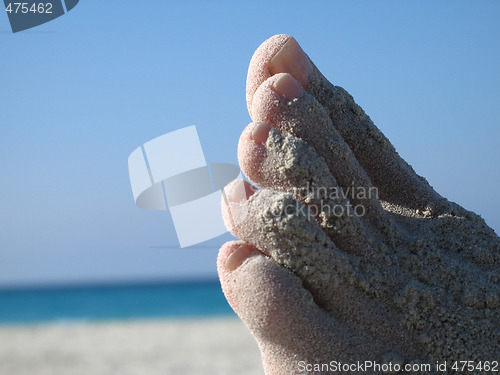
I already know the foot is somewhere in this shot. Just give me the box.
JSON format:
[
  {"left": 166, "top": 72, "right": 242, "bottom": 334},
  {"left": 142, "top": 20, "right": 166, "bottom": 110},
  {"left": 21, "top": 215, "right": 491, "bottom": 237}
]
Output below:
[{"left": 218, "top": 35, "right": 499, "bottom": 375}]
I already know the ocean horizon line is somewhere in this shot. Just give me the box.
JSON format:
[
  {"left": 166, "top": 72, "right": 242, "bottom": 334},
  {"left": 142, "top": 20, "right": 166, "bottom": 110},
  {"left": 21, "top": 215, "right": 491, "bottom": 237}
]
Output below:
[
  {"left": 0, "top": 276, "right": 221, "bottom": 293},
  {"left": 0, "top": 278, "right": 233, "bottom": 325}
]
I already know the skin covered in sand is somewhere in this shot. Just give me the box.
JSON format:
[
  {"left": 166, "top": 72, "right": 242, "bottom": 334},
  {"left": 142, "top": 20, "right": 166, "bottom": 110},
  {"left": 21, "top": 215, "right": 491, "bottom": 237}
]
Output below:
[{"left": 218, "top": 35, "right": 500, "bottom": 374}]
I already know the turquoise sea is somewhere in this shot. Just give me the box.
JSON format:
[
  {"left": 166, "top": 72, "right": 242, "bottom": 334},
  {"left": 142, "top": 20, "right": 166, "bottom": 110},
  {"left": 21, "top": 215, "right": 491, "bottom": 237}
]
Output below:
[{"left": 0, "top": 280, "right": 235, "bottom": 324}]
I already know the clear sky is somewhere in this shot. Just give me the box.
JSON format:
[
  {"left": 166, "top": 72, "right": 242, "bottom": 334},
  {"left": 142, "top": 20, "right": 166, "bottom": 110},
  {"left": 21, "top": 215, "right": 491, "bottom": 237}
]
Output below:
[{"left": 1, "top": 1, "right": 499, "bottom": 287}]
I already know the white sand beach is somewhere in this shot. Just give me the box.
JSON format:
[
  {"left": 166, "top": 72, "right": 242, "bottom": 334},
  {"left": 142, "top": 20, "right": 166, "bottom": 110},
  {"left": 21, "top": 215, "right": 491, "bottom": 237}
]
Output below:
[{"left": 0, "top": 317, "right": 263, "bottom": 375}]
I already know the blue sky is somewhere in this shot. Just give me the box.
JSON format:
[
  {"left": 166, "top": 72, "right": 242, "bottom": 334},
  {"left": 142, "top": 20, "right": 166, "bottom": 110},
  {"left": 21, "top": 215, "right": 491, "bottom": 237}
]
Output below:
[{"left": 1, "top": 1, "right": 499, "bottom": 287}]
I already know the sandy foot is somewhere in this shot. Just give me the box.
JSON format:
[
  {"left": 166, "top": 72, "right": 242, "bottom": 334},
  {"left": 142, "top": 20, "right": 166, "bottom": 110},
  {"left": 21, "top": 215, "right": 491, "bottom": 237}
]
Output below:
[{"left": 218, "top": 35, "right": 499, "bottom": 375}]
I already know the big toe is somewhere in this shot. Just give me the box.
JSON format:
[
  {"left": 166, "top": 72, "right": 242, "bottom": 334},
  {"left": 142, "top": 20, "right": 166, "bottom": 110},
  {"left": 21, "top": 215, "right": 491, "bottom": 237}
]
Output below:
[{"left": 217, "top": 241, "right": 343, "bottom": 374}]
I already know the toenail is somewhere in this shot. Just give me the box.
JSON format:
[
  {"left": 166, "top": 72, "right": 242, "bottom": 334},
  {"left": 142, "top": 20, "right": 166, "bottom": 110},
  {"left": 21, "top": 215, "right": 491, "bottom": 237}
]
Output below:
[
  {"left": 228, "top": 180, "right": 255, "bottom": 203},
  {"left": 268, "top": 37, "right": 313, "bottom": 89},
  {"left": 251, "top": 122, "right": 271, "bottom": 143},
  {"left": 225, "top": 244, "right": 254, "bottom": 271},
  {"left": 272, "top": 73, "right": 304, "bottom": 99}
]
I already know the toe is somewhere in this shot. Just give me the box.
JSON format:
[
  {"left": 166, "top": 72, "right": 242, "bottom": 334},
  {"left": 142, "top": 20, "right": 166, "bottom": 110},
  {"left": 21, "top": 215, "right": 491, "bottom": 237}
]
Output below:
[
  {"left": 250, "top": 73, "right": 384, "bottom": 220},
  {"left": 237, "top": 122, "right": 271, "bottom": 185},
  {"left": 246, "top": 34, "right": 313, "bottom": 113},
  {"left": 217, "top": 241, "right": 356, "bottom": 373},
  {"left": 221, "top": 181, "right": 363, "bottom": 302},
  {"left": 238, "top": 120, "right": 337, "bottom": 194},
  {"left": 221, "top": 179, "right": 259, "bottom": 231},
  {"left": 217, "top": 241, "right": 324, "bottom": 341}
]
